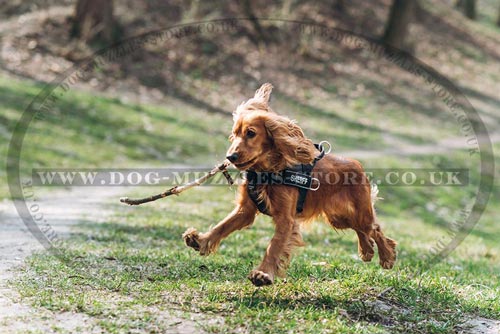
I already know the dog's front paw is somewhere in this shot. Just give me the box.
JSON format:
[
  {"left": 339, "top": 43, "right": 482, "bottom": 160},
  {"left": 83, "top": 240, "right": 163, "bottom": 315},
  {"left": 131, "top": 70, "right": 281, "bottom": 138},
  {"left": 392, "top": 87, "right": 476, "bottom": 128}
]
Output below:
[
  {"left": 183, "top": 227, "right": 201, "bottom": 251},
  {"left": 248, "top": 270, "right": 274, "bottom": 287},
  {"left": 182, "top": 228, "right": 216, "bottom": 255}
]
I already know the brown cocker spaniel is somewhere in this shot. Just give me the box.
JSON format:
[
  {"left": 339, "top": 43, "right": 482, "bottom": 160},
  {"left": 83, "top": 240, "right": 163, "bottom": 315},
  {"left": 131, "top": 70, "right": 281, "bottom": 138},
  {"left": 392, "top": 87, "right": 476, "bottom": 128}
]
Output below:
[{"left": 183, "top": 83, "right": 397, "bottom": 286}]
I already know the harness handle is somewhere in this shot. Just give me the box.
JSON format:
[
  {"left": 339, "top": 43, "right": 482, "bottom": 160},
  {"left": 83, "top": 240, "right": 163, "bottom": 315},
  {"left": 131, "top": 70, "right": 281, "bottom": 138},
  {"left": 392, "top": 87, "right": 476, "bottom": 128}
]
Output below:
[{"left": 318, "top": 140, "right": 332, "bottom": 155}]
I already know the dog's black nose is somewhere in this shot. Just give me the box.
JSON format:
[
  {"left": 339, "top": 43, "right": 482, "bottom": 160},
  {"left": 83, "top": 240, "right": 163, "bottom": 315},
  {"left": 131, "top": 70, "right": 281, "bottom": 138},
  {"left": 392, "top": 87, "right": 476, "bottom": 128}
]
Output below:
[{"left": 226, "top": 153, "right": 239, "bottom": 163}]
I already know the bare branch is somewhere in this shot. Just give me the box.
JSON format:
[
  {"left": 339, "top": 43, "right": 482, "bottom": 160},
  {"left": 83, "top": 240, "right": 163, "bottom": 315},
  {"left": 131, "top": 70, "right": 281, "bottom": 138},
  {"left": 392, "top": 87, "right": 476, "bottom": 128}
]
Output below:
[{"left": 120, "top": 161, "right": 233, "bottom": 206}]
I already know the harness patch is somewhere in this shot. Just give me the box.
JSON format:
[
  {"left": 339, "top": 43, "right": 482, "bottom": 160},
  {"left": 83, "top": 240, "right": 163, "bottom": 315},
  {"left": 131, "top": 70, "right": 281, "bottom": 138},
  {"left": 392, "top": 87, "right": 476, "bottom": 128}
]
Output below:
[{"left": 245, "top": 143, "right": 327, "bottom": 215}]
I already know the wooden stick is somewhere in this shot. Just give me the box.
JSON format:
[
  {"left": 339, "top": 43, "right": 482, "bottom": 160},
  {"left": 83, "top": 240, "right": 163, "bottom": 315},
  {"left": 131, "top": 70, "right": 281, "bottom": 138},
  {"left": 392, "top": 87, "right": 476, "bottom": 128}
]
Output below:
[{"left": 120, "top": 161, "right": 233, "bottom": 206}]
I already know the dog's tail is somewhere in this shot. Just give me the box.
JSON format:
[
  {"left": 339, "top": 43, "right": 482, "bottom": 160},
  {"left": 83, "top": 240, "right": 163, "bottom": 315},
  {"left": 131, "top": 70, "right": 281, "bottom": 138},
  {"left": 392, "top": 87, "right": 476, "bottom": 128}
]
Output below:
[{"left": 370, "top": 183, "right": 382, "bottom": 206}]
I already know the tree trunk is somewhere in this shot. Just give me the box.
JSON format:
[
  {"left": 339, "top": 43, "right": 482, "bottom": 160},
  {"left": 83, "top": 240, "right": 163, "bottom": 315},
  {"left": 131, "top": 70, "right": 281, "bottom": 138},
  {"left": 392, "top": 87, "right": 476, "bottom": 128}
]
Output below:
[
  {"left": 456, "top": 0, "right": 476, "bottom": 19},
  {"left": 240, "top": 0, "right": 269, "bottom": 45},
  {"left": 382, "top": 0, "right": 416, "bottom": 49},
  {"left": 333, "top": 0, "right": 345, "bottom": 12},
  {"left": 497, "top": 3, "right": 500, "bottom": 26},
  {"left": 463, "top": 0, "right": 476, "bottom": 19},
  {"left": 71, "top": 0, "right": 115, "bottom": 43}
]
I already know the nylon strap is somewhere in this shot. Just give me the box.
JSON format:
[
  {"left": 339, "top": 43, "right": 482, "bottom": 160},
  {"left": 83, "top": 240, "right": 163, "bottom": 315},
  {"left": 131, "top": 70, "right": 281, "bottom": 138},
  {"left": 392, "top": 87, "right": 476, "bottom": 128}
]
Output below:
[{"left": 246, "top": 143, "right": 325, "bottom": 215}]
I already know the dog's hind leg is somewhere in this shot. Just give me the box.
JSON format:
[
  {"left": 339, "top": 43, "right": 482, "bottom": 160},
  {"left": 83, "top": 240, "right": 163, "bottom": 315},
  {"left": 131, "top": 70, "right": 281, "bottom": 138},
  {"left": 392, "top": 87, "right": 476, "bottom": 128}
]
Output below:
[
  {"left": 327, "top": 216, "right": 375, "bottom": 263},
  {"left": 370, "top": 222, "right": 397, "bottom": 269},
  {"left": 355, "top": 229, "right": 375, "bottom": 262}
]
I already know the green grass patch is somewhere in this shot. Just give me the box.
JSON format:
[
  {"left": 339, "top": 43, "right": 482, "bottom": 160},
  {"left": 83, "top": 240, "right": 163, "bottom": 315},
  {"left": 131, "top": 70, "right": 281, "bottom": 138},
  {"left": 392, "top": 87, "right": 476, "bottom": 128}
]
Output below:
[
  {"left": 0, "top": 74, "right": 231, "bottom": 199},
  {"left": 3, "top": 66, "right": 498, "bottom": 332},
  {"left": 16, "top": 183, "right": 500, "bottom": 333}
]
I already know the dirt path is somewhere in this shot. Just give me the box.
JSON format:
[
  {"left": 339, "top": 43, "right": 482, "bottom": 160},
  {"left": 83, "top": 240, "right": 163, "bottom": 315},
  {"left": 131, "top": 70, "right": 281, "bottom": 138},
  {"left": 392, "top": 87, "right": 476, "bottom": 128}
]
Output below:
[
  {"left": 0, "top": 187, "right": 207, "bottom": 334},
  {"left": 344, "top": 132, "right": 500, "bottom": 161},
  {"left": 0, "top": 187, "right": 120, "bottom": 333}
]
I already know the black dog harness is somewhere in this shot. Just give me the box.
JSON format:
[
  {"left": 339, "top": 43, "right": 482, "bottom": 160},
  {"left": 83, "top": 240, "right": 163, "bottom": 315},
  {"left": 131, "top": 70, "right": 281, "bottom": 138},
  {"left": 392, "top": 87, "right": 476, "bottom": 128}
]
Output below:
[{"left": 246, "top": 143, "right": 328, "bottom": 215}]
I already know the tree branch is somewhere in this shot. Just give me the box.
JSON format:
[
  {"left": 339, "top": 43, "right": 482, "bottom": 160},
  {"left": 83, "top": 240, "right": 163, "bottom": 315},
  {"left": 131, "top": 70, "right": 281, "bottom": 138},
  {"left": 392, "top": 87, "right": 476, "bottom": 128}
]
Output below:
[{"left": 120, "top": 161, "right": 233, "bottom": 205}]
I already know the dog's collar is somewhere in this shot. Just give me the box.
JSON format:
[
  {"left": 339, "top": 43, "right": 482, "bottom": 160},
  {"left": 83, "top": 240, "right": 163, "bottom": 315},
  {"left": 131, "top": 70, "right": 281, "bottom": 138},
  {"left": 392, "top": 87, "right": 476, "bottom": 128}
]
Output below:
[{"left": 245, "top": 142, "right": 329, "bottom": 215}]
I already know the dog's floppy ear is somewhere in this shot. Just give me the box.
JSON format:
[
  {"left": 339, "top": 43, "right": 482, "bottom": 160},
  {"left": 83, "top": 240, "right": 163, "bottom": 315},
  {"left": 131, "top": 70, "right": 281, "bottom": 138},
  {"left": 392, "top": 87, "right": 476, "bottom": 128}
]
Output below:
[
  {"left": 265, "top": 115, "right": 316, "bottom": 168},
  {"left": 254, "top": 83, "right": 273, "bottom": 104}
]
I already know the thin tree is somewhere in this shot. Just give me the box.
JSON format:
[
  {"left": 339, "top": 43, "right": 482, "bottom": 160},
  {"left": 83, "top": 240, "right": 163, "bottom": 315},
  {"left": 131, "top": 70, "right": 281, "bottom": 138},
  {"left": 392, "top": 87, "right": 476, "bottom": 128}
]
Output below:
[
  {"left": 333, "top": 0, "right": 345, "bottom": 12},
  {"left": 70, "top": 0, "right": 116, "bottom": 43},
  {"left": 240, "top": 0, "right": 269, "bottom": 44},
  {"left": 456, "top": 0, "right": 477, "bottom": 20},
  {"left": 382, "top": 0, "right": 417, "bottom": 49},
  {"left": 497, "top": 2, "right": 500, "bottom": 26}
]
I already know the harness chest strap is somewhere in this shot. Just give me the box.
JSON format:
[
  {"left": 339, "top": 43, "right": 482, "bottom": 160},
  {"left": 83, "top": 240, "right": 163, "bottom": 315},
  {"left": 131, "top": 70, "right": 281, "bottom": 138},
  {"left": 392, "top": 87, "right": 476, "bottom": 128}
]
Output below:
[{"left": 246, "top": 143, "right": 327, "bottom": 215}]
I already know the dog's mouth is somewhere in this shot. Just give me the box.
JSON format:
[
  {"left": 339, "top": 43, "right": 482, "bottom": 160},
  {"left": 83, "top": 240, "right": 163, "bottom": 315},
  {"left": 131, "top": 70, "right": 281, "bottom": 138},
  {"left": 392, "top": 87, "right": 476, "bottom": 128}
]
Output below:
[{"left": 233, "top": 157, "right": 257, "bottom": 170}]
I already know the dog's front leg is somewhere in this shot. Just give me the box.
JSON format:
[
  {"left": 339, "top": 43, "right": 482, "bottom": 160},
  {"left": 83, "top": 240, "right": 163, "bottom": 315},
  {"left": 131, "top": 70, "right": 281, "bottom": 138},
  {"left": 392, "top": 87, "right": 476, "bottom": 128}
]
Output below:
[
  {"left": 183, "top": 192, "right": 257, "bottom": 255},
  {"left": 248, "top": 214, "right": 296, "bottom": 287}
]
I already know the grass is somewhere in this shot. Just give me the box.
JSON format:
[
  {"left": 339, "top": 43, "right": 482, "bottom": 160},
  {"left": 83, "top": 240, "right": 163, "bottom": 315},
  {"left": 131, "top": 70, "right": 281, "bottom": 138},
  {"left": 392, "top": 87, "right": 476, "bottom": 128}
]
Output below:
[
  {"left": 16, "top": 183, "right": 499, "bottom": 333},
  {"left": 2, "top": 66, "right": 499, "bottom": 332},
  {"left": 2, "top": 13, "right": 500, "bottom": 329},
  {"left": 0, "top": 74, "right": 231, "bottom": 199}
]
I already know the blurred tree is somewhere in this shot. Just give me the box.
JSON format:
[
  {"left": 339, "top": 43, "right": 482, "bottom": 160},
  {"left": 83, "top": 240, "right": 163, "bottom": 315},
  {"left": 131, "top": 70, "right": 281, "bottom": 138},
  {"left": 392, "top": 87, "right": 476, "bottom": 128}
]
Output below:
[
  {"left": 240, "top": 0, "right": 269, "bottom": 44},
  {"left": 333, "top": 0, "right": 345, "bottom": 12},
  {"left": 497, "top": 3, "right": 500, "bottom": 26},
  {"left": 70, "top": 0, "right": 117, "bottom": 43},
  {"left": 382, "top": 0, "right": 416, "bottom": 49},
  {"left": 456, "top": 0, "right": 476, "bottom": 19}
]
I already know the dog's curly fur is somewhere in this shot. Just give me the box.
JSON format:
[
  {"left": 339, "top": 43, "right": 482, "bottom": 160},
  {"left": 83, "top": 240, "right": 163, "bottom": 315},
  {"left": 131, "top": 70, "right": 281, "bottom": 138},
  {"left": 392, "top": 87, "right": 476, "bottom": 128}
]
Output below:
[{"left": 183, "top": 83, "right": 397, "bottom": 286}]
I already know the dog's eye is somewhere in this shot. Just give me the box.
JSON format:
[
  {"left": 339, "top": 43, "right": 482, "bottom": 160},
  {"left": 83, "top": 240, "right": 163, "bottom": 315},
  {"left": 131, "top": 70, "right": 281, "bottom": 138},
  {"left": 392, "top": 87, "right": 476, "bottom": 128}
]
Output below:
[{"left": 246, "top": 130, "right": 256, "bottom": 139}]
